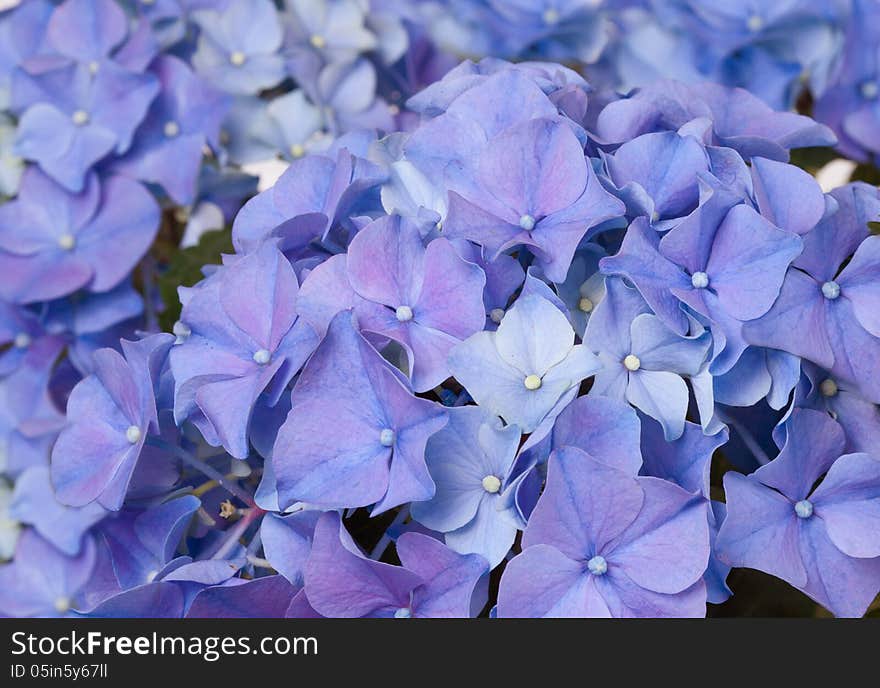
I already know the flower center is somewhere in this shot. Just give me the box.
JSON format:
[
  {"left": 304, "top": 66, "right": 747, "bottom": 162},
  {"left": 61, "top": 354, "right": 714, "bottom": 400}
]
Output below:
[
  {"left": 481, "top": 475, "right": 501, "bottom": 493},
  {"left": 821, "top": 281, "right": 840, "bottom": 300},
  {"left": 13, "top": 332, "right": 31, "bottom": 349},
  {"left": 587, "top": 555, "right": 607, "bottom": 576},
  {"left": 58, "top": 233, "right": 76, "bottom": 251},
  {"left": 691, "top": 271, "right": 709, "bottom": 289},
  {"left": 164, "top": 120, "right": 180, "bottom": 138},
  {"left": 72, "top": 109, "right": 90, "bottom": 126},
  {"left": 543, "top": 8, "right": 560, "bottom": 25},
  {"left": 290, "top": 143, "right": 305, "bottom": 158},
  {"left": 489, "top": 308, "right": 505, "bottom": 324},
  {"left": 861, "top": 80, "right": 879, "bottom": 100},
  {"left": 747, "top": 14, "right": 764, "bottom": 32},
  {"left": 395, "top": 305, "right": 414, "bottom": 322},
  {"left": 794, "top": 500, "right": 813, "bottom": 519},
  {"left": 309, "top": 34, "right": 326, "bottom": 49},
  {"left": 88, "top": 61, "right": 100, "bottom": 75},
  {"left": 229, "top": 51, "right": 247, "bottom": 66},
  {"left": 380, "top": 428, "right": 395, "bottom": 447},
  {"left": 253, "top": 349, "right": 271, "bottom": 365},
  {"left": 578, "top": 297, "right": 594, "bottom": 313},
  {"left": 623, "top": 354, "right": 641, "bottom": 372},
  {"left": 819, "top": 378, "right": 838, "bottom": 397},
  {"left": 54, "top": 597, "right": 71, "bottom": 613},
  {"left": 172, "top": 320, "right": 191, "bottom": 344},
  {"left": 524, "top": 374, "right": 542, "bottom": 390},
  {"left": 125, "top": 425, "right": 142, "bottom": 444},
  {"left": 519, "top": 214, "right": 536, "bottom": 231}
]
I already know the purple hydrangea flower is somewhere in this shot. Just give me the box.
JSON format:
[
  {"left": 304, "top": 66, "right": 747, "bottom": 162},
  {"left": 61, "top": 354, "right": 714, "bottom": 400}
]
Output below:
[
  {"left": 272, "top": 311, "right": 448, "bottom": 513},
  {"left": 297, "top": 214, "right": 487, "bottom": 391},
  {"left": 444, "top": 117, "right": 624, "bottom": 282},
  {"left": 0, "top": 168, "right": 159, "bottom": 304},
  {"left": 497, "top": 447, "right": 709, "bottom": 617},
  {"left": 170, "top": 243, "right": 319, "bottom": 459},
  {"left": 303, "top": 512, "right": 487, "bottom": 618},
  {"left": 51, "top": 334, "right": 173, "bottom": 510},
  {"left": 716, "top": 409, "right": 880, "bottom": 617}
]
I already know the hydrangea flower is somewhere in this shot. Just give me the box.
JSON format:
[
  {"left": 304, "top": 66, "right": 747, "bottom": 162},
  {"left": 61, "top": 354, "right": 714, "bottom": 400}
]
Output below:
[
  {"left": 585, "top": 278, "right": 710, "bottom": 440},
  {"left": 191, "top": 0, "right": 286, "bottom": 95},
  {"left": 497, "top": 447, "right": 709, "bottom": 617},
  {"left": 302, "top": 512, "right": 487, "bottom": 618},
  {"left": 743, "top": 184, "right": 880, "bottom": 403},
  {"left": 449, "top": 292, "right": 601, "bottom": 433},
  {"left": 410, "top": 406, "right": 521, "bottom": 567},
  {"left": 170, "top": 243, "right": 319, "bottom": 459},
  {"left": 51, "top": 334, "right": 172, "bottom": 510},
  {"left": 0, "top": 169, "right": 159, "bottom": 304},
  {"left": 444, "top": 117, "right": 624, "bottom": 282},
  {"left": 716, "top": 409, "right": 880, "bottom": 617},
  {"left": 0, "top": 529, "right": 96, "bottom": 617},
  {"left": 297, "top": 214, "right": 487, "bottom": 391},
  {"left": 272, "top": 311, "right": 448, "bottom": 513}
]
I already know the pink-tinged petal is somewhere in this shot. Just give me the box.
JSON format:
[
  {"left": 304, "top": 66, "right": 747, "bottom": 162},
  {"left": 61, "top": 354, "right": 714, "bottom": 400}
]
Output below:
[
  {"left": 79, "top": 176, "right": 160, "bottom": 292},
  {"left": 219, "top": 243, "right": 299, "bottom": 351},
  {"left": 347, "top": 215, "right": 425, "bottom": 308},
  {"left": 715, "top": 472, "right": 807, "bottom": 587},
  {"left": 811, "top": 453, "right": 880, "bottom": 559},
  {"left": 524, "top": 447, "right": 644, "bottom": 558},
  {"left": 399, "top": 533, "right": 487, "bottom": 618},
  {"left": 399, "top": 321, "right": 460, "bottom": 393},
  {"left": 195, "top": 368, "right": 277, "bottom": 459},
  {"left": 497, "top": 544, "right": 600, "bottom": 618},
  {"left": 304, "top": 513, "right": 419, "bottom": 617},
  {"left": 477, "top": 118, "right": 586, "bottom": 218},
  {"left": 442, "top": 192, "right": 526, "bottom": 259},
  {"left": 415, "top": 237, "right": 486, "bottom": 338},
  {"left": 187, "top": 576, "right": 297, "bottom": 618},
  {"left": 608, "top": 477, "right": 709, "bottom": 594}
]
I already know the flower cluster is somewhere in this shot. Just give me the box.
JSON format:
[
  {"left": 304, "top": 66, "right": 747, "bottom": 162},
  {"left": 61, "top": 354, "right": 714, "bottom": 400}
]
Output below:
[{"left": 3, "top": 38, "right": 879, "bottom": 618}]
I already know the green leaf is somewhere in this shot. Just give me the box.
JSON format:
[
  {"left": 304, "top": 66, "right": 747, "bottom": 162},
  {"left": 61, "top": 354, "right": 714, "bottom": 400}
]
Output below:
[{"left": 158, "top": 228, "right": 233, "bottom": 332}]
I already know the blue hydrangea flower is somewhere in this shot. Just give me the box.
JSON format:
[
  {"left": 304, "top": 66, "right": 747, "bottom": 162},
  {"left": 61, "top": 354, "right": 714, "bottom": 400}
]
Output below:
[
  {"left": 272, "top": 311, "right": 448, "bottom": 513},
  {"left": 51, "top": 334, "right": 173, "bottom": 510},
  {"left": 192, "top": 0, "right": 286, "bottom": 95},
  {"left": 0, "top": 169, "right": 159, "bottom": 304},
  {"left": 170, "top": 242, "right": 318, "bottom": 458},
  {"left": 449, "top": 292, "right": 601, "bottom": 433},
  {"left": 716, "top": 409, "right": 880, "bottom": 617},
  {"left": 411, "top": 406, "right": 521, "bottom": 567},
  {"left": 297, "top": 214, "right": 487, "bottom": 391},
  {"left": 585, "top": 278, "right": 710, "bottom": 440},
  {"left": 497, "top": 447, "right": 710, "bottom": 617}
]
